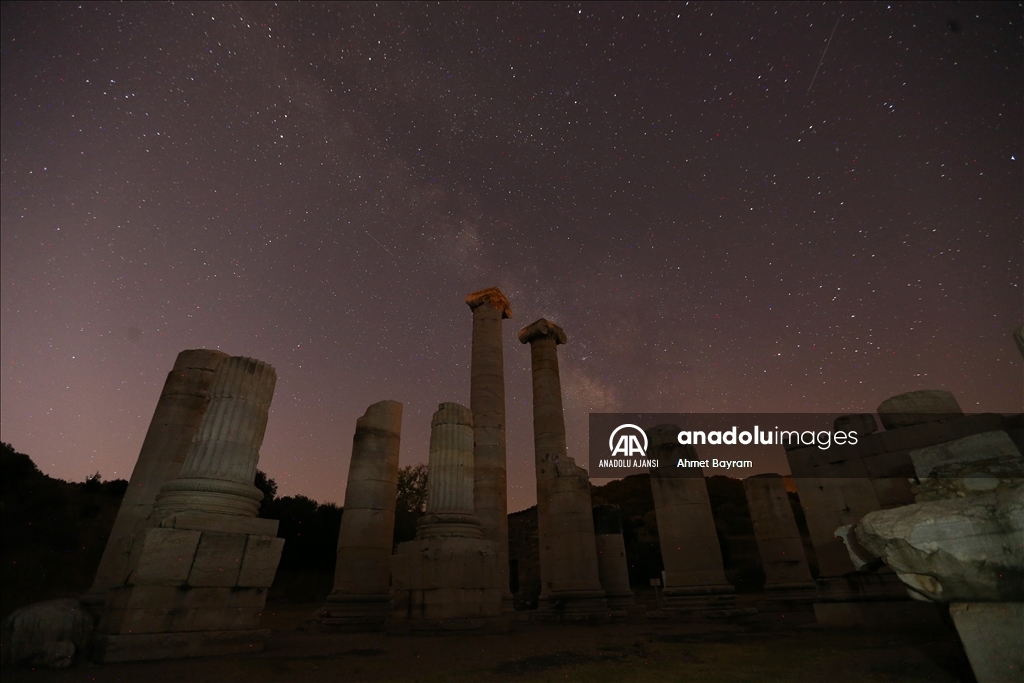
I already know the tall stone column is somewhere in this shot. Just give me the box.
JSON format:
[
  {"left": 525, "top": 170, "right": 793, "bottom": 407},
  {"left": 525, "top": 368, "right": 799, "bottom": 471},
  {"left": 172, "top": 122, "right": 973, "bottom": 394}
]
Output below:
[
  {"left": 93, "top": 355, "right": 285, "bottom": 663},
  {"left": 742, "top": 473, "right": 815, "bottom": 617},
  {"left": 154, "top": 356, "right": 277, "bottom": 517},
  {"left": 466, "top": 287, "right": 513, "bottom": 609},
  {"left": 519, "top": 319, "right": 607, "bottom": 621},
  {"left": 592, "top": 505, "right": 641, "bottom": 618},
  {"left": 319, "top": 400, "right": 403, "bottom": 631},
  {"left": 389, "top": 403, "right": 505, "bottom": 632},
  {"left": 83, "top": 349, "right": 229, "bottom": 613},
  {"left": 647, "top": 424, "right": 737, "bottom": 617}
]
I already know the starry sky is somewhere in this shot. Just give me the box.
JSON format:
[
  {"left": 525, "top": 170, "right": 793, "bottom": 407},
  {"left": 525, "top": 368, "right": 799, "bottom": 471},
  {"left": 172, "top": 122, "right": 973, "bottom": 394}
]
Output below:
[{"left": 2, "top": 2, "right": 1021, "bottom": 512}]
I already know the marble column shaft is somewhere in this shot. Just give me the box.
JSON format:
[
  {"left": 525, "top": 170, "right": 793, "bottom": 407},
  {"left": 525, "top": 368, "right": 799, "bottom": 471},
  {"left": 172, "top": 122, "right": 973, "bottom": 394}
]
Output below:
[
  {"left": 85, "top": 349, "right": 229, "bottom": 605},
  {"left": 326, "top": 400, "right": 403, "bottom": 610},
  {"left": 593, "top": 505, "right": 637, "bottom": 611},
  {"left": 742, "top": 474, "right": 814, "bottom": 589},
  {"left": 648, "top": 425, "right": 733, "bottom": 595},
  {"left": 425, "top": 402, "right": 475, "bottom": 513},
  {"left": 155, "top": 356, "right": 277, "bottom": 517},
  {"left": 519, "top": 319, "right": 605, "bottom": 606},
  {"left": 466, "top": 287, "right": 512, "bottom": 602}
]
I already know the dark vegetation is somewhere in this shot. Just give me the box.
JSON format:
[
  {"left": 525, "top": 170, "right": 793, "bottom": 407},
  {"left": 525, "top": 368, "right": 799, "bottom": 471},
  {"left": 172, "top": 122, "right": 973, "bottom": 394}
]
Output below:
[
  {"left": 3, "top": 442, "right": 814, "bottom": 615},
  {"left": 1, "top": 442, "right": 126, "bottom": 618}
]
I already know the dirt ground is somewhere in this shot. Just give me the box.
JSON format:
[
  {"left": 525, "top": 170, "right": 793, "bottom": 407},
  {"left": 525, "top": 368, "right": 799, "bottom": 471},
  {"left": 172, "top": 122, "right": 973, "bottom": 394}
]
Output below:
[{"left": 4, "top": 600, "right": 976, "bottom": 683}]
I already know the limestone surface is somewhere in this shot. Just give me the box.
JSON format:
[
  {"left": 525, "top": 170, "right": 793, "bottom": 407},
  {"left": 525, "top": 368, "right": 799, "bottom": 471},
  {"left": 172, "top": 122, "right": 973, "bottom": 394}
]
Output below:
[
  {"left": 466, "top": 287, "right": 513, "bottom": 609},
  {"left": 154, "top": 356, "right": 277, "bottom": 517},
  {"left": 519, "top": 319, "right": 607, "bottom": 620},
  {"left": 84, "top": 349, "right": 228, "bottom": 611},
  {"left": 648, "top": 426, "right": 734, "bottom": 601},
  {"left": 389, "top": 402, "right": 505, "bottom": 632},
  {"left": 320, "top": 400, "right": 403, "bottom": 631},
  {"left": 876, "top": 389, "right": 963, "bottom": 430}
]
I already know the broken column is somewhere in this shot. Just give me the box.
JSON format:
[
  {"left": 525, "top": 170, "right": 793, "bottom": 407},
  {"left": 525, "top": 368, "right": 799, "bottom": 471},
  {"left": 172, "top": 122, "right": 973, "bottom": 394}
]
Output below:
[
  {"left": 742, "top": 474, "right": 815, "bottom": 617},
  {"left": 592, "top": 505, "right": 641, "bottom": 618},
  {"left": 840, "top": 429, "right": 1024, "bottom": 683},
  {"left": 389, "top": 403, "right": 505, "bottom": 632},
  {"left": 92, "top": 356, "right": 285, "bottom": 663},
  {"left": 465, "top": 287, "right": 513, "bottom": 610},
  {"left": 647, "top": 424, "right": 737, "bottom": 617},
  {"left": 519, "top": 319, "right": 607, "bottom": 621},
  {"left": 318, "top": 400, "right": 403, "bottom": 631},
  {"left": 787, "top": 391, "right": 1007, "bottom": 627},
  {"left": 82, "top": 349, "right": 229, "bottom": 614}
]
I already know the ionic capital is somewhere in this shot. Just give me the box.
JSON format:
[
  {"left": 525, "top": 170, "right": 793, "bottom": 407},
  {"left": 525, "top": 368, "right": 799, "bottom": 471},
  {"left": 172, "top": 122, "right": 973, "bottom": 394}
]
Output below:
[
  {"left": 518, "top": 318, "right": 566, "bottom": 345},
  {"left": 465, "top": 287, "right": 512, "bottom": 319}
]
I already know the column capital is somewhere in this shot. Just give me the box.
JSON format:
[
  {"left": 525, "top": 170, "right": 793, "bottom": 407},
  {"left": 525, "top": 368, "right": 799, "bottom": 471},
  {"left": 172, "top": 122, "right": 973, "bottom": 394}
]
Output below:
[
  {"left": 465, "top": 287, "right": 512, "bottom": 318},
  {"left": 518, "top": 318, "right": 566, "bottom": 345}
]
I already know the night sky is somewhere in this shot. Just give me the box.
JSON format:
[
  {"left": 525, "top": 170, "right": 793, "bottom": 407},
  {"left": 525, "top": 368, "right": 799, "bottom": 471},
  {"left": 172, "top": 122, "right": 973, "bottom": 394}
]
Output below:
[{"left": 2, "top": 2, "right": 1021, "bottom": 512}]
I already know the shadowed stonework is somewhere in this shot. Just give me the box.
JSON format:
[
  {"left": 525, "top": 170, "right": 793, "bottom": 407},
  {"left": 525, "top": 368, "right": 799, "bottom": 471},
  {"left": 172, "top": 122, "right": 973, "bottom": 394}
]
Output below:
[
  {"left": 91, "top": 356, "right": 284, "bottom": 663},
  {"left": 389, "top": 403, "right": 506, "bottom": 632},
  {"left": 82, "top": 349, "right": 229, "bottom": 615},
  {"left": 519, "top": 319, "right": 607, "bottom": 621},
  {"left": 319, "top": 400, "right": 403, "bottom": 632}
]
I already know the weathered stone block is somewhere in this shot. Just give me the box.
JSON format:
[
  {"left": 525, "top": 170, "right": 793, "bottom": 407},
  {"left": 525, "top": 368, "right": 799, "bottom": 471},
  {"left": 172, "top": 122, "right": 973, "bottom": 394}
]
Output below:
[
  {"left": 187, "top": 532, "right": 246, "bottom": 587},
  {"left": 191, "top": 607, "right": 262, "bottom": 631},
  {"left": 949, "top": 601, "right": 1024, "bottom": 683},
  {"left": 129, "top": 528, "right": 202, "bottom": 586},
  {"left": 877, "top": 390, "right": 962, "bottom": 430},
  {"left": 160, "top": 511, "right": 279, "bottom": 537},
  {"left": 237, "top": 536, "right": 285, "bottom": 588}
]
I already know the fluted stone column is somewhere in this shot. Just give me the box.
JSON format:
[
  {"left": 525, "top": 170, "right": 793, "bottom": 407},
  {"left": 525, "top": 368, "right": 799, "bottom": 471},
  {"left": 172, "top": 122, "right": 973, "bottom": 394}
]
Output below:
[
  {"left": 83, "top": 349, "right": 229, "bottom": 613},
  {"left": 466, "top": 287, "right": 513, "bottom": 609},
  {"left": 154, "top": 357, "right": 277, "bottom": 517},
  {"left": 417, "top": 402, "right": 482, "bottom": 536},
  {"left": 519, "top": 319, "right": 607, "bottom": 620},
  {"left": 647, "top": 424, "right": 737, "bottom": 617},
  {"left": 320, "top": 400, "right": 403, "bottom": 631},
  {"left": 92, "top": 355, "right": 285, "bottom": 663},
  {"left": 743, "top": 474, "right": 815, "bottom": 616},
  {"left": 389, "top": 403, "right": 505, "bottom": 633},
  {"left": 593, "top": 505, "right": 641, "bottom": 618}
]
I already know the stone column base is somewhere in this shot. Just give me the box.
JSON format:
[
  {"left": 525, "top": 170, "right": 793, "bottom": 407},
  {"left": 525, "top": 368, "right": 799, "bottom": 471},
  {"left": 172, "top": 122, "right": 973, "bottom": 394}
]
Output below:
[
  {"left": 662, "top": 587, "right": 756, "bottom": 620},
  {"left": 92, "top": 629, "right": 268, "bottom": 663},
  {"left": 317, "top": 595, "right": 390, "bottom": 632},
  {"left": 389, "top": 534, "right": 506, "bottom": 631},
  {"left": 949, "top": 602, "right": 1023, "bottom": 683}
]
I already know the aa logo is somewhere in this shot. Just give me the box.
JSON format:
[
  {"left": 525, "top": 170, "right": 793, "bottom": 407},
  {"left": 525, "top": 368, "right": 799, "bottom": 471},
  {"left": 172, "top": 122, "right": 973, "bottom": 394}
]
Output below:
[{"left": 609, "top": 424, "right": 648, "bottom": 458}]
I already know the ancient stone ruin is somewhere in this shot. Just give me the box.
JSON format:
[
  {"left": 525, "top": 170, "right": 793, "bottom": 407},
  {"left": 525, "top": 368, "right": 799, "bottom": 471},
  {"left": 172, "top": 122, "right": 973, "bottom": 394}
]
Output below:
[
  {"left": 742, "top": 473, "right": 815, "bottom": 620},
  {"left": 785, "top": 389, "right": 1014, "bottom": 628},
  {"left": 82, "top": 349, "right": 229, "bottom": 615},
  {"left": 840, "top": 428, "right": 1024, "bottom": 683},
  {"left": 389, "top": 403, "right": 506, "bottom": 632},
  {"left": 646, "top": 425, "right": 740, "bottom": 618},
  {"left": 91, "top": 356, "right": 285, "bottom": 662},
  {"left": 318, "top": 400, "right": 403, "bottom": 631},
  {"left": 519, "top": 318, "right": 608, "bottom": 621},
  {"left": 592, "top": 505, "right": 641, "bottom": 619},
  {"left": 466, "top": 287, "right": 514, "bottom": 611}
]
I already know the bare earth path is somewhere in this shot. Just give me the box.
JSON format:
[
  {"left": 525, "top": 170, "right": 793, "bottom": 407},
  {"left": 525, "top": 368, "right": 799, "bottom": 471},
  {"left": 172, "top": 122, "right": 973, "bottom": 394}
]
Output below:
[{"left": 4, "top": 602, "right": 974, "bottom": 683}]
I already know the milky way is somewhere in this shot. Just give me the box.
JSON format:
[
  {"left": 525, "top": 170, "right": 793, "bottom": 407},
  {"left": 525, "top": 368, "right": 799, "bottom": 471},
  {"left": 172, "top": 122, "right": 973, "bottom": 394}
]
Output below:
[{"left": 2, "top": 2, "right": 1020, "bottom": 511}]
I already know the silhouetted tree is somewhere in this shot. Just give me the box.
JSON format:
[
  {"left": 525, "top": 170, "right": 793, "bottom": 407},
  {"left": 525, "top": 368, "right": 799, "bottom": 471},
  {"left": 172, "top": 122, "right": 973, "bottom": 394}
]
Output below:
[{"left": 393, "top": 463, "right": 428, "bottom": 547}]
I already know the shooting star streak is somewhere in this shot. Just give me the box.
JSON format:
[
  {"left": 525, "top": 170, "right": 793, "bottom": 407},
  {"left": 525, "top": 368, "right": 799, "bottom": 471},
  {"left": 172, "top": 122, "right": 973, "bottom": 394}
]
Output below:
[
  {"left": 807, "top": 15, "right": 843, "bottom": 95},
  {"left": 366, "top": 231, "right": 398, "bottom": 260}
]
